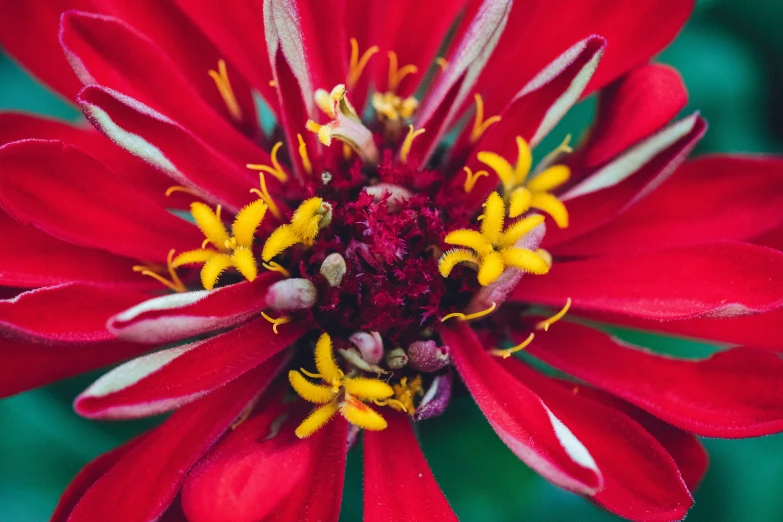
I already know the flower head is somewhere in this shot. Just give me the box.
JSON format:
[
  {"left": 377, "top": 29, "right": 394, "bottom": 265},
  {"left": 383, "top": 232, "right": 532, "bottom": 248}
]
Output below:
[{"left": 0, "top": 2, "right": 782, "bottom": 522}]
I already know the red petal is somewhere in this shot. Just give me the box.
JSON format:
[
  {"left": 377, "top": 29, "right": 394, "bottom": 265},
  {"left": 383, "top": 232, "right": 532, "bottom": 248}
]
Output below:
[
  {"left": 0, "top": 139, "right": 201, "bottom": 262},
  {"left": 0, "top": 1, "right": 85, "bottom": 101},
  {"left": 0, "top": 337, "right": 151, "bottom": 398},
  {"left": 412, "top": 0, "right": 514, "bottom": 166},
  {"left": 442, "top": 322, "right": 603, "bottom": 495},
  {"left": 0, "top": 283, "right": 147, "bottom": 343},
  {"left": 581, "top": 64, "right": 688, "bottom": 169},
  {"left": 66, "top": 365, "right": 269, "bottom": 522},
  {"left": 108, "top": 274, "right": 282, "bottom": 344},
  {"left": 555, "top": 156, "right": 783, "bottom": 256},
  {"left": 0, "top": 213, "right": 144, "bottom": 289},
  {"left": 504, "top": 359, "right": 692, "bottom": 521},
  {"left": 182, "top": 403, "right": 348, "bottom": 522},
  {"left": 52, "top": 433, "right": 148, "bottom": 522},
  {"left": 79, "top": 85, "right": 271, "bottom": 213},
  {"left": 60, "top": 10, "right": 260, "bottom": 152},
  {"left": 475, "top": 0, "right": 694, "bottom": 116},
  {"left": 583, "top": 307, "right": 783, "bottom": 353},
  {"left": 364, "top": 412, "right": 457, "bottom": 522},
  {"left": 525, "top": 321, "right": 783, "bottom": 437},
  {"left": 567, "top": 384, "right": 709, "bottom": 492},
  {"left": 75, "top": 319, "right": 302, "bottom": 419},
  {"left": 545, "top": 114, "right": 706, "bottom": 249},
  {"left": 0, "top": 112, "right": 178, "bottom": 209},
  {"left": 514, "top": 242, "right": 783, "bottom": 320}
]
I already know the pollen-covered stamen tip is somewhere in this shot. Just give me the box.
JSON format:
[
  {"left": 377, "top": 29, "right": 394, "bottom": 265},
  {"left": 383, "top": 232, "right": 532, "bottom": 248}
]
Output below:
[{"left": 307, "top": 84, "right": 379, "bottom": 165}]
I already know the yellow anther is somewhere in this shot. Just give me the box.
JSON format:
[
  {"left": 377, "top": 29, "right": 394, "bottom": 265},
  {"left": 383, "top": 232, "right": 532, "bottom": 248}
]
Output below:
[
  {"left": 463, "top": 166, "right": 489, "bottom": 193},
  {"left": 133, "top": 249, "right": 186, "bottom": 293},
  {"left": 392, "top": 375, "right": 423, "bottom": 414},
  {"left": 173, "top": 200, "right": 267, "bottom": 290},
  {"left": 347, "top": 37, "right": 379, "bottom": 90},
  {"left": 269, "top": 80, "right": 277, "bottom": 88},
  {"left": 249, "top": 172, "right": 282, "bottom": 220},
  {"left": 400, "top": 124, "right": 425, "bottom": 163},
  {"left": 262, "top": 261, "right": 291, "bottom": 278},
  {"left": 371, "top": 91, "right": 419, "bottom": 123},
  {"left": 246, "top": 141, "right": 288, "bottom": 183},
  {"left": 208, "top": 59, "right": 242, "bottom": 122},
  {"left": 478, "top": 136, "right": 571, "bottom": 226},
  {"left": 535, "top": 248, "right": 553, "bottom": 269},
  {"left": 435, "top": 57, "right": 449, "bottom": 71},
  {"left": 536, "top": 298, "right": 572, "bottom": 332},
  {"left": 490, "top": 333, "right": 535, "bottom": 359},
  {"left": 292, "top": 333, "right": 396, "bottom": 438},
  {"left": 260, "top": 311, "right": 291, "bottom": 334},
  {"left": 342, "top": 143, "right": 352, "bottom": 161},
  {"left": 262, "top": 198, "right": 331, "bottom": 261},
  {"left": 470, "top": 94, "right": 502, "bottom": 143},
  {"left": 374, "top": 398, "right": 408, "bottom": 413},
  {"left": 165, "top": 185, "right": 200, "bottom": 198},
  {"left": 297, "top": 134, "right": 313, "bottom": 175},
  {"left": 441, "top": 302, "right": 497, "bottom": 323},
  {"left": 440, "top": 192, "right": 550, "bottom": 286},
  {"left": 314, "top": 88, "right": 336, "bottom": 118},
  {"left": 387, "top": 51, "right": 418, "bottom": 93}
]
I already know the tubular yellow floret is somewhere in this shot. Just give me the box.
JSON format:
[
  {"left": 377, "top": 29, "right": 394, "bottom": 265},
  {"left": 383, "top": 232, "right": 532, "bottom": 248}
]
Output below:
[
  {"left": 340, "top": 397, "right": 388, "bottom": 431},
  {"left": 201, "top": 253, "right": 233, "bottom": 290},
  {"left": 208, "top": 59, "right": 242, "bottom": 122},
  {"left": 191, "top": 202, "right": 230, "bottom": 248},
  {"left": 261, "top": 224, "right": 300, "bottom": 262},
  {"left": 530, "top": 192, "right": 569, "bottom": 228},
  {"left": 289, "top": 370, "right": 337, "bottom": 404},
  {"left": 400, "top": 125, "right": 425, "bottom": 163},
  {"left": 501, "top": 248, "right": 550, "bottom": 275},
  {"left": 462, "top": 166, "right": 489, "bottom": 193},
  {"left": 536, "top": 298, "right": 572, "bottom": 331},
  {"left": 480, "top": 192, "right": 505, "bottom": 245},
  {"left": 444, "top": 229, "right": 493, "bottom": 256},
  {"left": 314, "top": 333, "right": 343, "bottom": 384},
  {"left": 500, "top": 215, "right": 546, "bottom": 248},
  {"left": 295, "top": 400, "right": 340, "bottom": 439},
  {"left": 347, "top": 38, "right": 379, "bottom": 90},
  {"left": 441, "top": 302, "right": 497, "bottom": 323},
  {"left": 477, "top": 151, "right": 515, "bottom": 191},
  {"left": 513, "top": 136, "right": 533, "bottom": 184},
  {"left": 230, "top": 247, "right": 257, "bottom": 282},
  {"left": 343, "top": 377, "right": 395, "bottom": 401},
  {"left": 471, "top": 93, "right": 502, "bottom": 143},
  {"left": 231, "top": 199, "right": 268, "bottom": 247},
  {"left": 297, "top": 133, "right": 313, "bottom": 175},
  {"left": 527, "top": 165, "right": 571, "bottom": 192},
  {"left": 490, "top": 333, "right": 535, "bottom": 359},
  {"left": 438, "top": 248, "right": 480, "bottom": 278}
]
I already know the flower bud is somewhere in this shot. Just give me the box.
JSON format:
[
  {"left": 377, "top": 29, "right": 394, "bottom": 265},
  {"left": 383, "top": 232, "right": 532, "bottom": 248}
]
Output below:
[
  {"left": 349, "top": 331, "right": 384, "bottom": 365},
  {"left": 413, "top": 373, "right": 453, "bottom": 422},
  {"left": 407, "top": 340, "right": 450, "bottom": 372},
  {"left": 265, "top": 278, "right": 317, "bottom": 310},
  {"left": 320, "top": 253, "right": 346, "bottom": 287},
  {"left": 385, "top": 347, "right": 408, "bottom": 369}
]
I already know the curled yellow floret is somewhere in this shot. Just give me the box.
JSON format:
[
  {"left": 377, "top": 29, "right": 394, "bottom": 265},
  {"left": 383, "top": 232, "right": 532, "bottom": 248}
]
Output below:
[{"left": 262, "top": 197, "right": 332, "bottom": 262}]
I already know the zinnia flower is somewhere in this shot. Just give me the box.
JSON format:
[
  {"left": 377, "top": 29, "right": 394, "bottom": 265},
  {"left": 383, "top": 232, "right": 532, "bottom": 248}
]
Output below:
[{"left": 1, "top": 1, "right": 782, "bottom": 521}]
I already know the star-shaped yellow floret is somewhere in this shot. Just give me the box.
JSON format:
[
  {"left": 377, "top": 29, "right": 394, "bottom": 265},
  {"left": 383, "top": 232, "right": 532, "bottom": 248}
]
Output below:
[
  {"left": 478, "top": 136, "right": 570, "bottom": 227},
  {"left": 438, "top": 192, "right": 550, "bottom": 286},
  {"left": 289, "top": 332, "right": 396, "bottom": 438},
  {"left": 173, "top": 200, "right": 267, "bottom": 290},
  {"left": 261, "top": 197, "right": 332, "bottom": 262}
]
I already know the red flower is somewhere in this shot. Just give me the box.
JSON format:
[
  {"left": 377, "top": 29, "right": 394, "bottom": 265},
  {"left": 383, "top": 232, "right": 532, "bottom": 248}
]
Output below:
[{"left": 0, "top": 1, "right": 782, "bottom": 521}]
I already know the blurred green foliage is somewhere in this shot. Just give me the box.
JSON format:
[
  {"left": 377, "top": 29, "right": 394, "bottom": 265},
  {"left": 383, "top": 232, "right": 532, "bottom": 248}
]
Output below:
[{"left": 2, "top": 0, "right": 783, "bottom": 520}]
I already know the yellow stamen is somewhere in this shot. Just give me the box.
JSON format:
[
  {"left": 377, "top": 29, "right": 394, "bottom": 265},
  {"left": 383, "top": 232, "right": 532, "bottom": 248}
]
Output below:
[
  {"left": 295, "top": 400, "right": 340, "bottom": 439},
  {"left": 471, "top": 94, "right": 501, "bottom": 143},
  {"left": 391, "top": 375, "right": 422, "bottom": 414},
  {"left": 208, "top": 59, "right": 242, "bottom": 122},
  {"left": 260, "top": 311, "right": 291, "bottom": 334},
  {"left": 490, "top": 333, "right": 535, "bottom": 359},
  {"left": 289, "top": 370, "right": 337, "bottom": 404},
  {"left": 249, "top": 172, "right": 282, "bottom": 220},
  {"left": 463, "top": 166, "right": 489, "bottom": 193},
  {"left": 435, "top": 57, "right": 449, "bottom": 71},
  {"left": 246, "top": 141, "right": 288, "bottom": 183},
  {"left": 165, "top": 185, "right": 200, "bottom": 198},
  {"left": 133, "top": 249, "right": 186, "bottom": 293},
  {"left": 374, "top": 398, "right": 408, "bottom": 413},
  {"left": 536, "top": 298, "right": 572, "bottom": 331},
  {"left": 400, "top": 124, "right": 425, "bottom": 163},
  {"left": 297, "top": 134, "right": 313, "bottom": 175},
  {"left": 200, "top": 238, "right": 211, "bottom": 249},
  {"left": 387, "top": 51, "right": 418, "bottom": 93},
  {"left": 441, "top": 302, "right": 496, "bottom": 323},
  {"left": 347, "top": 37, "right": 379, "bottom": 90},
  {"left": 262, "top": 261, "right": 291, "bottom": 278}
]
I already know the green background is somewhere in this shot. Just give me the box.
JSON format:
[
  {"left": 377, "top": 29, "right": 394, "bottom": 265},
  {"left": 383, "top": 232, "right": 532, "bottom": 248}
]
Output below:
[{"left": 1, "top": 0, "right": 782, "bottom": 520}]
